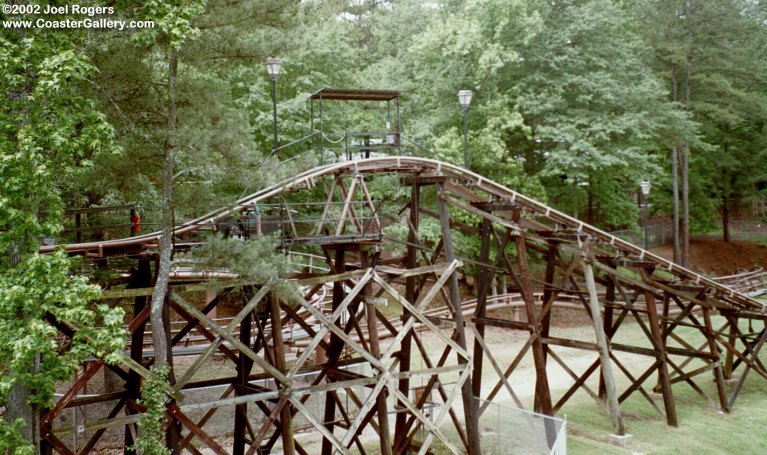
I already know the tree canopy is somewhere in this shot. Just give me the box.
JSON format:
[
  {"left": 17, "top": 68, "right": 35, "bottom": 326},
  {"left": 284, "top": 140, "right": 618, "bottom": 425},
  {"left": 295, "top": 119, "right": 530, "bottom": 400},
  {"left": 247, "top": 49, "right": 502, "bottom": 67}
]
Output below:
[{"left": 2, "top": 0, "right": 766, "bottom": 449}]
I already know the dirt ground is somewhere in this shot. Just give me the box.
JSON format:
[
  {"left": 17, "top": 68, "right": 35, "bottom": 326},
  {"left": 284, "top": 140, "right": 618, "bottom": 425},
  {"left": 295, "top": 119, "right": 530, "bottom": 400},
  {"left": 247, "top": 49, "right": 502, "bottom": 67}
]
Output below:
[{"left": 652, "top": 236, "right": 767, "bottom": 275}]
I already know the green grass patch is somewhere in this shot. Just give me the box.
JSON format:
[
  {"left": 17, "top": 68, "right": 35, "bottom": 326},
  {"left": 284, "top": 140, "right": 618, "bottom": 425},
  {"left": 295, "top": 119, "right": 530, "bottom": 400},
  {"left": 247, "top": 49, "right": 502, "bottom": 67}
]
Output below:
[{"left": 562, "top": 316, "right": 767, "bottom": 454}]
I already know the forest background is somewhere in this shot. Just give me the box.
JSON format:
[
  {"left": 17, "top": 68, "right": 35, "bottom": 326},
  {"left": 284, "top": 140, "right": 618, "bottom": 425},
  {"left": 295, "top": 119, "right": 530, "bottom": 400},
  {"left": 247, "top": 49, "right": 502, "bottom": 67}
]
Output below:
[
  {"left": 3, "top": 0, "right": 767, "bottom": 257},
  {"left": 1, "top": 0, "right": 767, "bottom": 450}
]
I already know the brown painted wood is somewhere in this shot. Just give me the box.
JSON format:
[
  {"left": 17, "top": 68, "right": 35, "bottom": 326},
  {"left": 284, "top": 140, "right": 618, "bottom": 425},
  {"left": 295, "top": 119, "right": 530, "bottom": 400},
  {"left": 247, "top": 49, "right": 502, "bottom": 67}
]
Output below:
[
  {"left": 645, "top": 286, "right": 678, "bottom": 426},
  {"left": 169, "top": 403, "right": 228, "bottom": 455},
  {"left": 437, "top": 183, "right": 480, "bottom": 455},
  {"left": 395, "top": 181, "right": 419, "bottom": 446},
  {"left": 582, "top": 258, "right": 625, "bottom": 435},
  {"left": 361, "top": 252, "right": 393, "bottom": 455},
  {"left": 270, "top": 293, "right": 295, "bottom": 455}
]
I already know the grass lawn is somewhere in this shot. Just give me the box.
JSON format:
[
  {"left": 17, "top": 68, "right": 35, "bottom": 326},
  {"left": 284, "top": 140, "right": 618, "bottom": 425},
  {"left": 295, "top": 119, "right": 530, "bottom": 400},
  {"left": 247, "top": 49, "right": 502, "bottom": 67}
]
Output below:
[{"left": 562, "top": 316, "right": 767, "bottom": 455}]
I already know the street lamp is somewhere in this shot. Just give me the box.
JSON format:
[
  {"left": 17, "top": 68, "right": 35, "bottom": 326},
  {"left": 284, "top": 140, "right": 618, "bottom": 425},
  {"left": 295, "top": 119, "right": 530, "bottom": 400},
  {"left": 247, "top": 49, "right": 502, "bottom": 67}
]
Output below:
[
  {"left": 458, "top": 89, "right": 473, "bottom": 170},
  {"left": 266, "top": 58, "right": 283, "bottom": 158},
  {"left": 640, "top": 179, "right": 652, "bottom": 250}
]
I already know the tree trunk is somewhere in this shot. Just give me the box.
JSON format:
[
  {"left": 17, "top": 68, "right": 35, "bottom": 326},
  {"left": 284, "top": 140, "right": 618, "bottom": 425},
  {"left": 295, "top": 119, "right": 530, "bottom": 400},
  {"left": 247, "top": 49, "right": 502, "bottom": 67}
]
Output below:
[
  {"left": 150, "top": 49, "right": 178, "bottom": 370},
  {"left": 722, "top": 194, "right": 730, "bottom": 243},
  {"left": 6, "top": 66, "right": 40, "bottom": 449},
  {"left": 681, "top": 143, "right": 690, "bottom": 267},
  {"left": 587, "top": 175, "right": 594, "bottom": 224},
  {"left": 681, "top": 0, "right": 693, "bottom": 268},
  {"left": 6, "top": 247, "right": 39, "bottom": 452},
  {"left": 671, "top": 65, "right": 681, "bottom": 264}
]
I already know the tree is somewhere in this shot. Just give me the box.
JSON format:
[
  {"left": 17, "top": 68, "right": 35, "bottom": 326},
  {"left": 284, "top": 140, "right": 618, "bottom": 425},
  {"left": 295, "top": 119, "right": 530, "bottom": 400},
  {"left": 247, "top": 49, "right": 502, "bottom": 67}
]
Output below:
[
  {"left": 394, "top": 0, "right": 689, "bottom": 227},
  {"left": 0, "top": 22, "right": 124, "bottom": 449},
  {"left": 132, "top": 0, "right": 206, "bottom": 372},
  {"left": 640, "top": 0, "right": 767, "bottom": 252}
]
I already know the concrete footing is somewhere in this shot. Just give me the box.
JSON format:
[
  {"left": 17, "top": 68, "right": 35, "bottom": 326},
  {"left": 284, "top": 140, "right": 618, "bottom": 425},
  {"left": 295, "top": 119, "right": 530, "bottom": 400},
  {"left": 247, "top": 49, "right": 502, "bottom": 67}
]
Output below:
[{"left": 608, "top": 433, "right": 633, "bottom": 447}]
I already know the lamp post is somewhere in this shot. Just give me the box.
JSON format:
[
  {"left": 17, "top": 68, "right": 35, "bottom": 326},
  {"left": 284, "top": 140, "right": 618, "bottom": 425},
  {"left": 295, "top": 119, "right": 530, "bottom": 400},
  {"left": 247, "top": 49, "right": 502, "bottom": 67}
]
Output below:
[
  {"left": 266, "top": 58, "right": 282, "bottom": 158},
  {"left": 458, "top": 89, "right": 472, "bottom": 170},
  {"left": 640, "top": 179, "right": 652, "bottom": 250}
]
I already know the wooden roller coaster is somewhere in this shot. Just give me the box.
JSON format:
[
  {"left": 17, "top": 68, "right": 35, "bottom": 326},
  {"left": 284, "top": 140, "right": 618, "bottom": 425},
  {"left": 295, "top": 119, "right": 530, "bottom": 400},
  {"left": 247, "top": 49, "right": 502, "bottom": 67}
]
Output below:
[{"left": 37, "top": 90, "right": 767, "bottom": 455}]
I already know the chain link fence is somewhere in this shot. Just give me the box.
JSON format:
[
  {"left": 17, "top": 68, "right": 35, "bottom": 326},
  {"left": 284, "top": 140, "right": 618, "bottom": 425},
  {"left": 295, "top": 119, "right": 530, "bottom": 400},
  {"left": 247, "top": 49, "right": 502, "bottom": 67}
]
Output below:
[{"left": 611, "top": 220, "right": 767, "bottom": 248}]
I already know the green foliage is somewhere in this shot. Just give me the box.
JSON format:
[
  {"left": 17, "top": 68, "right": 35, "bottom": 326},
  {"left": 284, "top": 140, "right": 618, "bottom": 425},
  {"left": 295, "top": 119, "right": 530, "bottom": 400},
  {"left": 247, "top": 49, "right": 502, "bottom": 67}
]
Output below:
[
  {"left": 189, "top": 234, "right": 297, "bottom": 295},
  {"left": 134, "top": 0, "right": 207, "bottom": 50},
  {"left": 0, "top": 251, "right": 125, "bottom": 408},
  {"left": 639, "top": 0, "right": 767, "bottom": 233},
  {"left": 0, "top": 34, "right": 119, "bottom": 260},
  {"left": 0, "top": 418, "right": 34, "bottom": 455},
  {"left": 133, "top": 366, "right": 171, "bottom": 455}
]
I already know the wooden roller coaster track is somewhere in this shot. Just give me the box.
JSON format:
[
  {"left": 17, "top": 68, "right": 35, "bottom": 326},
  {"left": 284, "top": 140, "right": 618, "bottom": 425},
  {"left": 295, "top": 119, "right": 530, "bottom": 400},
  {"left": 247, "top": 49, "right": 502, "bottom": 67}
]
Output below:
[{"left": 39, "top": 156, "right": 767, "bottom": 455}]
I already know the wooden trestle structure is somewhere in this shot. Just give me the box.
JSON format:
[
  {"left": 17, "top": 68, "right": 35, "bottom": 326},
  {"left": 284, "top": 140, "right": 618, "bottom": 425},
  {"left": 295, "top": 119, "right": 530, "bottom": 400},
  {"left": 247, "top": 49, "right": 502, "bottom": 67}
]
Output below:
[{"left": 40, "top": 157, "right": 766, "bottom": 454}]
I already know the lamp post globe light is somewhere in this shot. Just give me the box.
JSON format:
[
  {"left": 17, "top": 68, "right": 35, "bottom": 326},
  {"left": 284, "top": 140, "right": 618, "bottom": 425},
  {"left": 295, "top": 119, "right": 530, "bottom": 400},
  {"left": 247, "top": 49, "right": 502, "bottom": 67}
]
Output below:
[
  {"left": 640, "top": 179, "right": 651, "bottom": 250},
  {"left": 458, "top": 89, "right": 472, "bottom": 170},
  {"left": 266, "top": 58, "right": 282, "bottom": 158}
]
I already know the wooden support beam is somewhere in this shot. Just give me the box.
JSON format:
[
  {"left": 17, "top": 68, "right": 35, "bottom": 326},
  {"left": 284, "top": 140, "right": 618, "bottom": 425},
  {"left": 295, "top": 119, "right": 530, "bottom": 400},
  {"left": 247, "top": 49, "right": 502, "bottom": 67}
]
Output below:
[
  {"left": 401, "top": 174, "right": 447, "bottom": 185},
  {"left": 609, "top": 354, "right": 664, "bottom": 416},
  {"left": 479, "top": 337, "right": 534, "bottom": 415},
  {"left": 393, "top": 363, "right": 471, "bottom": 455},
  {"left": 396, "top": 180, "right": 419, "bottom": 446},
  {"left": 644, "top": 283, "right": 678, "bottom": 427},
  {"left": 550, "top": 352, "right": 604, "bottom": 413},
  {"left": 599, "top": 276, "right": 616, "bottom": 400},
  {"left": 582, "top": 257, "right": 625, "bottom": 435},
  {"left": 125, "top": 258, "right": 151, "bottom": 453},
  {"left": 472, "top": 327, "right": 524, "bottom": 409},
  {"left": 472, "top": 216, "right": 492, "bottom": 402},
  {"left": 270, "top": 293, "right": 295, "bottom": 455},
  {"left": 409, "top": 331, "right": 469, "bottom": 450},
  {"left": 512, "top": 227, "right": 554, "bottom": 416},
  {"left": 728, "top": 325, "right": 767, "bottom": 409},
  {"left": 169, "top": 403, "right": 228, "bottom": 455},
  {"left": 171, "top": 293, "right": 290, "bottom": 385},
  {"left": 322, "top": 247, "right": 346, "bottom": 455},
  {"left": 233, "top": 287, "right": 255, "bottom": 455},
  {"left": 702, "top": 307, "right": 729, "bottom": 413},
  {"left": 362, "top": 252, "right": 392, "bottom": 455}
]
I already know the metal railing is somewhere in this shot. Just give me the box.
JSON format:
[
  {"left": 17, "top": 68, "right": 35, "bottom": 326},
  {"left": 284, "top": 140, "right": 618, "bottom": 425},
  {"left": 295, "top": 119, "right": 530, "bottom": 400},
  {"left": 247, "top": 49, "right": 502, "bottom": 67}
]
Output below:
[{"left": 272, "top": 130, "right": 447, "bottom": 167}]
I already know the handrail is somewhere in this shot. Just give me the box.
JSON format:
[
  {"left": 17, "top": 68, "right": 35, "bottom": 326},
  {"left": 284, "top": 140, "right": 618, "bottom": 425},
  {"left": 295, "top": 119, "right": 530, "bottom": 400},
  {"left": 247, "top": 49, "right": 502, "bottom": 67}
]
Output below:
[
  {"left": 40, "top": 156, "right": 764, "bottom": 312},
  {"left": 271, "top": 131, "right": 320, "bottom": 155},
  {"left": 401, "top": 135, "right": 448, "bottom": 161}
]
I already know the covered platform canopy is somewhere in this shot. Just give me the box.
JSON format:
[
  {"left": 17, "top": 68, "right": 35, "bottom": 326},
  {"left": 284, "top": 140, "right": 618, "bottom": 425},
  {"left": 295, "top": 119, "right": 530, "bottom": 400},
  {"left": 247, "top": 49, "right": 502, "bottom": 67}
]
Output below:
[{"left": 309, "top": 88, "right": 400, "bottom": 101}]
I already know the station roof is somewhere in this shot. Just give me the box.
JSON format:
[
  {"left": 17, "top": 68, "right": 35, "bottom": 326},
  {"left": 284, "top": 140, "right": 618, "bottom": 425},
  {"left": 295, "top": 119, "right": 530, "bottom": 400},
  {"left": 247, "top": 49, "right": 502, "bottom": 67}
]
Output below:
[{"left": 309, "top": 88, "right": 400, "bottom": 101}]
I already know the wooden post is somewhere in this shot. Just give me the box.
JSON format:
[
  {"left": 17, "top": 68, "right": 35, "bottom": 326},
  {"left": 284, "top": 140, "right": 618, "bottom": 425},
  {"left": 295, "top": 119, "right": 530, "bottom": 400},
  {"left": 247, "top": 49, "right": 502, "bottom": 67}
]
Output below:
[
  {"left": 599, "top": 276, "right": 615, "bottom": 400},
  {"left": 395, "top": 182, "right": 419, "bottom": 444},
  {"left": 362, "top": 251, "right": 392, "bottom": 455},
  {"left": 321, "top": 247, "right": 345, "bottom": 455},
  {"left": 702, "top": 307, "right": 729, "bottom": 413},
  {"left": 536, "top": 244, "right": 557, "bottom": 410},
  {"left": 163, "top": 293, "right": 181, "bottom": 455},
  {"left": 472, "top": 217, "right": 492, "bottom": 401},
  {"left": 581, "top": 257, "right": 625, "bottom": 435},
  {"left": 233, "top": 288, "right": 254, "bottom": 455},
  {"left": 125, "top": 258, "right": 151, "bottom": 453},
  {"left": 723, "top": 318, "right": 737, "bottom": 380},
  {"left": 437, "top": 183, "right": 481, "bottom": 455},
  {"left": 644, "top": 280, "right": 678, "bottom": 427},
  {"left": 270, "top": 293, "right": 295, "bottom": 455},
  {"left": 512, "top": 238, "right": 553, "bottom": 408},
  {"left": 728, "top": 324, "right": 767, "bottom": 409}
]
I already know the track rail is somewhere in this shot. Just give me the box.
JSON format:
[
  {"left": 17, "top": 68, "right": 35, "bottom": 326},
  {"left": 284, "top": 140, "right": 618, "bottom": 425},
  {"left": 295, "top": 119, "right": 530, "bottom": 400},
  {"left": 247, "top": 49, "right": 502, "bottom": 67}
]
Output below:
[{"left": 43, "top": 156, "right": 764, "bottom": 311}]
